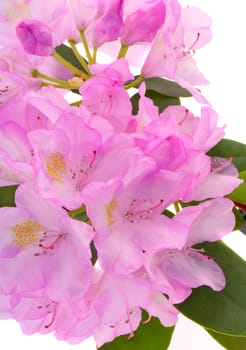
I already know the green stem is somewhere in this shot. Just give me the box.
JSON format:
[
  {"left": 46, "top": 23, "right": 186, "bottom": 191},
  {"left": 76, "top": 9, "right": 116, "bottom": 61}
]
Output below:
[
  {"left": 79, "top": 30, "right": 93, "bottom": 64},
  {"left": 53, "top": 51, "right": 82, "bottom": 76},
  {"left": 32, "top": 69, "right": 69, "bottom": 85},
  {"left": 117, "top": 44, "right": 129, "bottom": 59},
  {"left": 92, "top": 46, "right": 97, "bottom": 64},
  {"left": 68, "top": 40, "right": 91, "bottom": 75},
  {"left": 41, "top": 82, "right": 72, "bottom": 90},
  {"left": 174, "top": 202, "right": 180, "bottom": 213},
  {"left": 125, "top": 75, "right": 144, "bottom": 90}
]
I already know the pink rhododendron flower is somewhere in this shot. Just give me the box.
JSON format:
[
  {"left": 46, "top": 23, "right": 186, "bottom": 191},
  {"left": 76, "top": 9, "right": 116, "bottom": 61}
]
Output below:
[
  {"left": 141, "top": 5, "right": 212, "bottom": 100},
  {"left": 91, "top": 0, "right": 124, "bottom": 48},
  {"left": 0, "top": 0, "right": 242, "bottom": 347},
  {"left": 0, "top": 184, "right": 94, "bottom": 300},
  {"left": 121, "top": 0, "right": 166, "bottom": 46},
  {"left": 83, "top": 167, "right": 189, "bottom": 274},
  {"left": 29, "top": 112, "right": 102, "bottom": 209},
  {"left": 69, "top": 0, "right": 99, "bottom": 31},
  {"left": 0, "top": 122, "right": 33, "bottom": 185},
  {"left": 146, "top": 198, "right": 235, "bottom": 303},
  {"left": 80, "top": 60, "right": 134, "bottom": 131}
]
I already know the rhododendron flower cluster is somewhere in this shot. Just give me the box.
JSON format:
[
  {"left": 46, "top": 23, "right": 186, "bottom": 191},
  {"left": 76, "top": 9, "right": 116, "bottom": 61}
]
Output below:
[{"left": 0, "top": 0, "right": 243, "bottom": 348}]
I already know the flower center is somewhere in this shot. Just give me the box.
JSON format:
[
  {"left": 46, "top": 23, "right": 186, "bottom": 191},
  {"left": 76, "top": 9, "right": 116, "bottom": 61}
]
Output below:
[
  {"left": 45, "top": 151, "right": 66, "bottom": 182},
  {"left": 11, "top": 220, "right": 44, "bottom": 247}
]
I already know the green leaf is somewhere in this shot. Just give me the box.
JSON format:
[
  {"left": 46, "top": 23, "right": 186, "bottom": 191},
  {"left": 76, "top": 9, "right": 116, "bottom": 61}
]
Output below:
[
  {"left": 55, "top": 44, "right": 88, "bottom": 73},
  {"left": 0, "top": 185, "right": 18, "bottom": 207},
  {"left": 131, "top": 91, "right": 180, "bottom": 115},
  {"left": 206, "top": 329, "right": 246, "bottom": 350},
  {"left": 90, "top": 240, "right": 98, "bottom": 265},
  {"left": 145, "top": 90, "right": 180, "bottom": 113},
  {"left": 71, "top": 210, "right": 89, "bottom": 222},
  {"left": 130, "top": 93, "right": 140, "bottom": 115},
  {"left": 227, "top": 171, "right": 246, "bottom": 205},
  {"left": 176, "top": 241, "right": 246, "bottom": 336},
  {"left": 99, "top": 311, "right": 174, "bottom": 350},
  {"left": 208, "top": 139, "right": 246, "bottom": 172},
  {"left": 233, "top": 207, "right": 244, "bottom": 231},
  {"left": 144, "top": 77, "right": 192, "bottom": 98}
]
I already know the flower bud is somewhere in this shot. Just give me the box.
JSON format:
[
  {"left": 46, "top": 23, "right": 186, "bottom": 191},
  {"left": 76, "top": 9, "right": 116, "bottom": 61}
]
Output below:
[{"left": 16, "top": 19, "right": 53, "bottom": 56}]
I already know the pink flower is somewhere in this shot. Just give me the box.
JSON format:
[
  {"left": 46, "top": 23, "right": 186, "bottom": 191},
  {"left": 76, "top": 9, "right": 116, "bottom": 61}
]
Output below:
[
  {"left": 141, "top": 5, "right": 212, "bottom": 101},
  {"left": 69, "top": 0, "right": 99, "bottom": 31},
  {"left": 83, "top": 166, "right": 188, "bottom": 274},
  {"left": 80, "top": 60, "right": 134, "bottom": 132},
  {"left": 0, "top": 183, "right": 94, "bottom": 301},
  {"left": 0, "top": 122, "right": 33, "bottom": 185},
  {"left": 146, "top": 198, "right": 235, "bottom": 303},
  {"left": 121, "top": 0, "right": 166, "bottom": 46},
  {"left": 0, "top": 71, "right": 28, "bottom": 108},
  {"left": 29, "top": 112, "right": 102, "bottom": 209},
  {"left": 91, "top": 0, "right": 124, "bottom": 48}
]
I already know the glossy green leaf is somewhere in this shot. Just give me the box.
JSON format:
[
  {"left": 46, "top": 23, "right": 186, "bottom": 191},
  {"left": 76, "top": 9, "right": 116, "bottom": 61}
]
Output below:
[
  {"left": 99, "top": 311, "right": 174, "bottom": 350},
  {"left": 176, "top": 241, "right": 246, "bottom": 336},
  {"left": 145, "top": 90, "right": 180, "bottom": 113},
  {"left": 71, "top": 210, "right": 89, "bottom": 222},
  {"left": 90, "top": 241, "right": 98, "bottom": 265},
  {"left": 131, "top": 91, "right": 180, "bottom": 115},
  {"left": 0, "top": 185, "right": 18, "bottom": 207},
  {"left": 130, "top": 93, "right": 140, "bottom": 115},
  {"left": 233, "top": 207, "right": 244, "bottom": 231},
  {"left": 144, "top": 77, "right": 192, "bottom": 98},
  {"left": 228, "top": 171, "right": 246, "bottom": 205},
  {"left": 208, "top": 139, "right": 246, "bottom": 172},
  {"left": 206, "top": 329, "right": 246, "bottom": 350},
  {"left": 55, "top": 44, "right": 87, "bottom": 73}
]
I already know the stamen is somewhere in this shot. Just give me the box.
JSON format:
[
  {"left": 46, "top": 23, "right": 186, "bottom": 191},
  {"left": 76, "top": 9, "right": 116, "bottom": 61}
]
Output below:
[
  {"left": 126, "top": 311, "right": 135, "bottom": 340},
  {"left": 210, "top": 156, "right": 233, "bottom": 173},
  {"left": 125, "top": 199, "right": 164, "bottom": 221},
  {"left": 187, "top": 247, "right": 210, "bottom": 260},
  {"left": 44, "top": 302, "right": 57, "bottom": 329},
  {"left": 85, "top": 150, "right": 97, "bottom": 175},
  {"left": 178, "top": 109, "right": 189, "bottom": 126},
  {"left": 36, "top": 115, "right": 44, "bottom": 128},
  {"left": 142, "top": 313, "right": 151, "bottom": 324},
  {"left": 179, "top": 32, "right": 201, "bottom": 59},
  {"left": 187, "top": 32, "right": 200, "bottom": 52},
  {"left": 39, "top": 234, "right": 64, "bottom": 250}
]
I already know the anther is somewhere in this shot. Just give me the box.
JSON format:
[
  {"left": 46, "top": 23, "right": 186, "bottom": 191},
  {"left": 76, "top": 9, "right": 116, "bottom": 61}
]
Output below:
[{"left": 210, "top": 156, "right": 233, "bottom": 173}]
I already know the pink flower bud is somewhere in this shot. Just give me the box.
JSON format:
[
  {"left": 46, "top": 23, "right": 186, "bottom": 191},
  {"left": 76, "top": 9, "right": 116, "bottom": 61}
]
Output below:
[
  {"left": 121, "top": 0, "right": 166, "bottom": 46},
  {"left": 16, "top": 19, "right": 53, "bottom": 56}
]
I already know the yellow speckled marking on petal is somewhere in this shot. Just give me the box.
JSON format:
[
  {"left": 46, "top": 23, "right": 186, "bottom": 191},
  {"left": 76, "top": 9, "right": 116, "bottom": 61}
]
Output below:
[
  {"left": 45, "top": 152, "right": 66, "bottom": 182},
  {"left": 106, "top": 199, "right": 118, "bottom": 226},
  {"left": 11, "top": 220, "right": 44, "bottom": 247},
  {"left": 5, "top": 0, "right": 30, "bottom": 21}
]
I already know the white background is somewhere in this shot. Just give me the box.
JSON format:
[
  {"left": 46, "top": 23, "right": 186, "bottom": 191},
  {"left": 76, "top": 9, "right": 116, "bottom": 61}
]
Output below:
[{"left": 1, "top": 1, "right": 246, "bottom": 349}]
